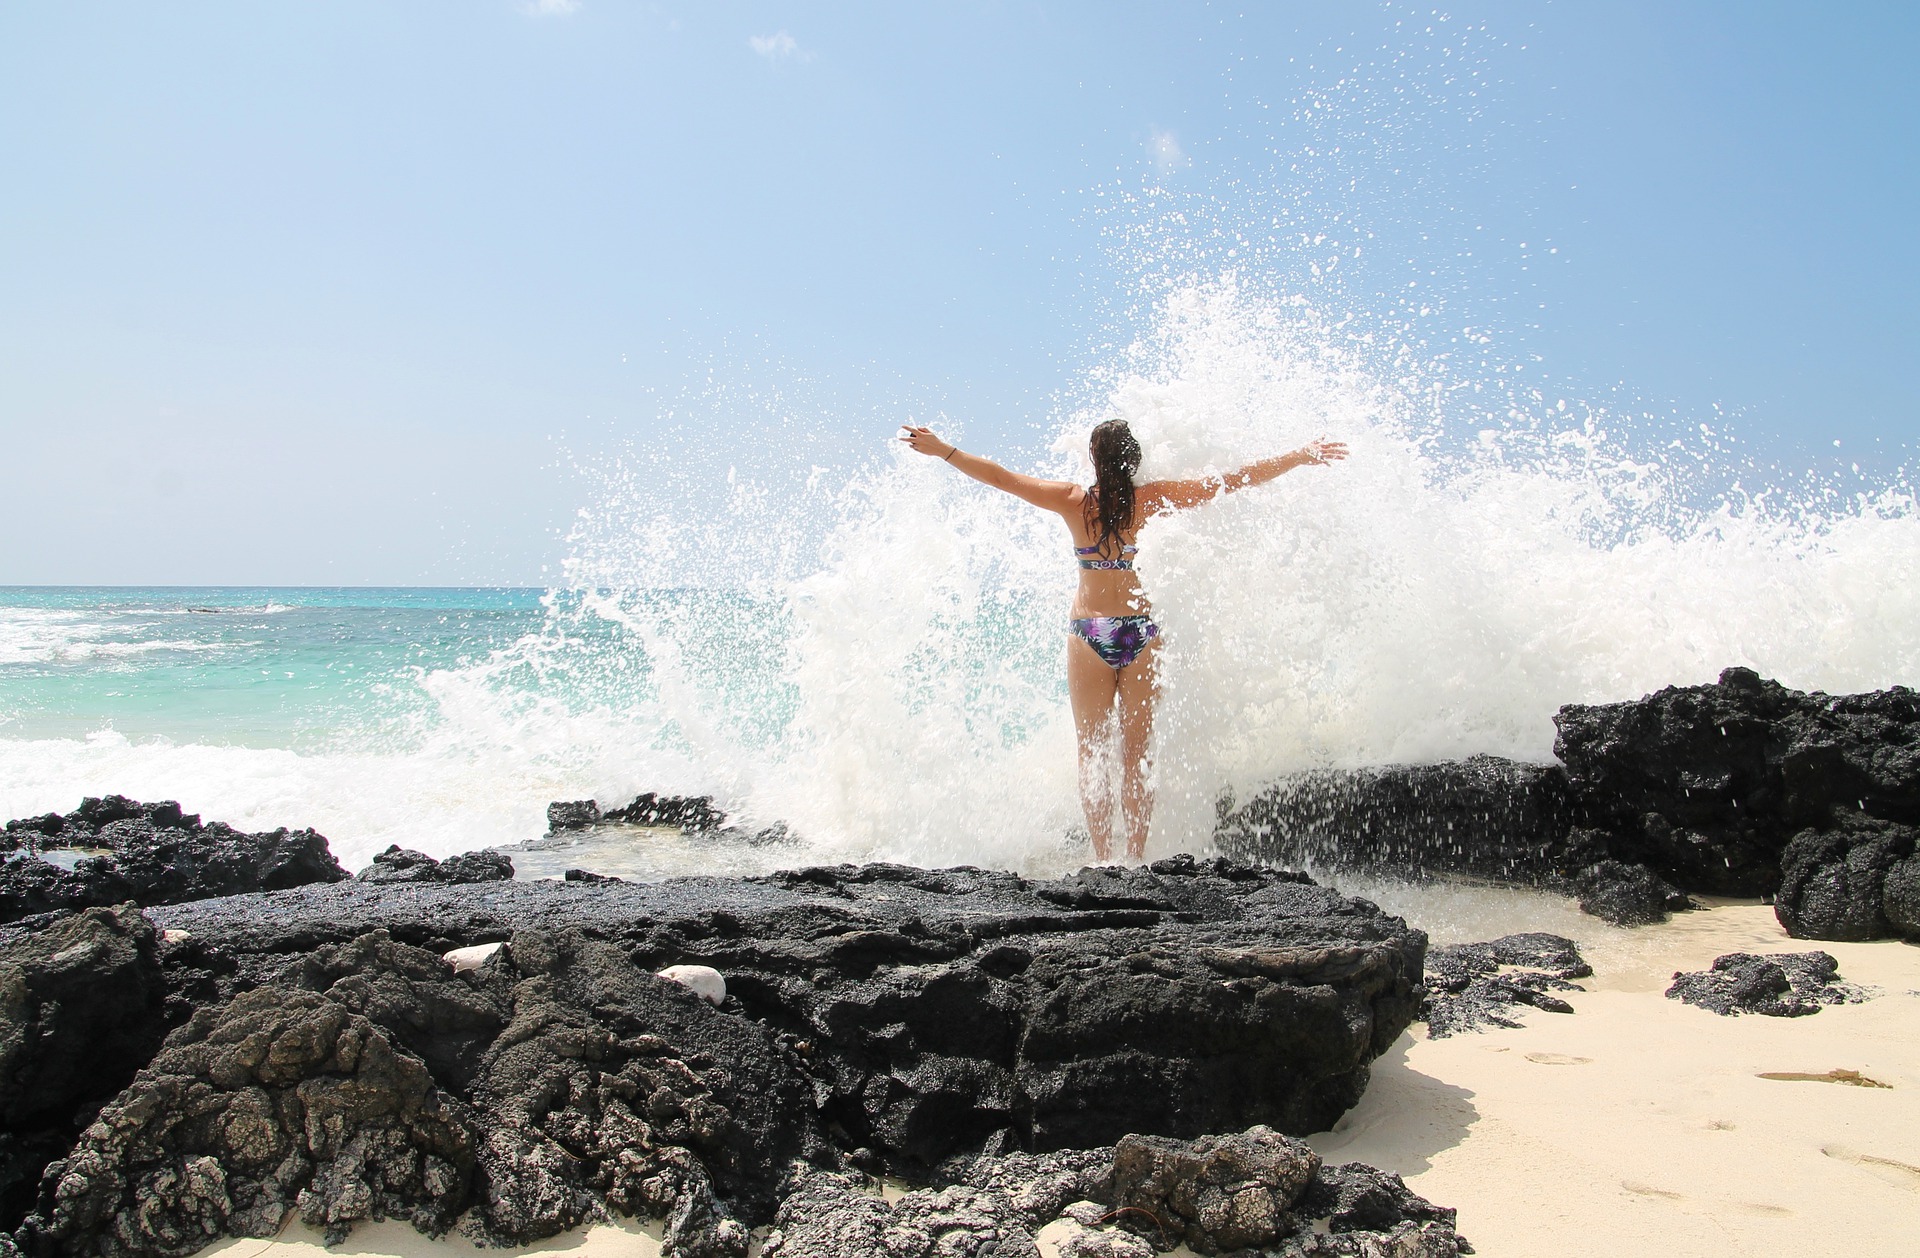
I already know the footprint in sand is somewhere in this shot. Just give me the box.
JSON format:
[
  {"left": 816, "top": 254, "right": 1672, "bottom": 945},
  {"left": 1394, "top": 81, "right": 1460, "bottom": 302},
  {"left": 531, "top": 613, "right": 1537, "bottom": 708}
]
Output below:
[
  {"left": 1823, "top": 1145, "right": 1920, "bottom": 1191},
  {"left": 1757, "top": 1068, "right": 1890, "bottom": 1088},
  {"left": 1621, "top": 1181, "right": 1683, "bottom": 1200},
  {"left": 1525, "top": 1051, "right": 1592, "bottom": 1066}
]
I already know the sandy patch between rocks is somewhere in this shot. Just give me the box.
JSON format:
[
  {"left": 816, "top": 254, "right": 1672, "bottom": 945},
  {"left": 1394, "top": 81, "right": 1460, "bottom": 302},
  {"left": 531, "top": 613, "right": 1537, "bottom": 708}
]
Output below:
[{"left": 1310, "top": 902, "right": 1920, "bottom": 1258}]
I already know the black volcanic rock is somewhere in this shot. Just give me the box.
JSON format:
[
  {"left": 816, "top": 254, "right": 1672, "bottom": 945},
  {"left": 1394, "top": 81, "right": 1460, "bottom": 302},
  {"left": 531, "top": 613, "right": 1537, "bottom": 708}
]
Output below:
[
  {"left": 1664, "top": 951, "right": 1870, "bottom": 1017},
  {"left": 0, "top": 906, "right": 169, "bottom": 1233},
  {"left": 546, "top": 799, "right": 602, "bottom": 831},
  {"left": 0, "top": 799, "right": 346, "bottom": 924},
  {"left": 17, "top": 986, "right": 478, "bottom": 1257},
  {"left": 757, "top": 1138, "right": 1464, "bottom": 1258},
  {"left": 1213, "top": 755, "right": 1581, "bottom": 885},
  {"left": 1422, "top": 933, "right": 1590, "bottom": 1038},
  {"left": 1215, "top": 669, "right": 1920, "bottom": 939},
  {"left": 546, "top": 794, "right": 729, "bottom": 835},
  {"left": 1553, "top": 667, "right": 1920, "bottom": 898},
  {"left": 357, "top": 845, "right": 444, "bottom": 883},
  {"left": 356, "top": 846, "right": 513, "bottom": 886},
  {"left": 1570, "top": 860, "right": 1694, "bottom": 927},
  {"left": 1, "top": 796, "right": 192, "bottom": 851},
  {"left": 1, "top": 854, "right": 1442, "bottom": 1256},
  {"left": 1774, "top": 817, "right": 1920, "bottom": 942},
  {"left": 149, "top": 857, "right": 1424, "bottom": 1181},
  {"left": 1297, "top": 1160, "right": 1459, "bottom": 1237}
]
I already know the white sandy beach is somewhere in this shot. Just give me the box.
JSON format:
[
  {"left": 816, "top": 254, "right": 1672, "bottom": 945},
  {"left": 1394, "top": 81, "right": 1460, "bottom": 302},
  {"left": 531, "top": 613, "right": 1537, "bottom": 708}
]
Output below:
[
  {"left": 197, "top": 903, "right": 1920, "bottom": 1258},
  {"left": 1312, "top": 903, "right": 1920, "bottom": 1258}
]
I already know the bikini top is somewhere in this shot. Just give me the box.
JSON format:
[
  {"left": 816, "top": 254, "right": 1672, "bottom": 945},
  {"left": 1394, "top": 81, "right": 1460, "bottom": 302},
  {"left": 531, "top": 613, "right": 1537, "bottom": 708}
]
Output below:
[{"left": 1075, "top": 542, "right": 1138, "bottom": 571}]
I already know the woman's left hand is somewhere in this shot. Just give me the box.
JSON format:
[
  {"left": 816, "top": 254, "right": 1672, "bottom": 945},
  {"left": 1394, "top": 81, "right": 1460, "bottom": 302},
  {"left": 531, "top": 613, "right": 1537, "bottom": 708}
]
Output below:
[{"left": 900, "top": 426, "right": 956, "bottom": 459}]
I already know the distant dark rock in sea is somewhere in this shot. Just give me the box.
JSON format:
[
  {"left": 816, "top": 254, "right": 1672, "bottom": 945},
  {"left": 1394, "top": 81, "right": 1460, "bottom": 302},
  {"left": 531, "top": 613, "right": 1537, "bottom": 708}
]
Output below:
[
  {"left": 4, "top": 857, "right": 1431, "bottom": 1255},
  {"left": 541, "top": 794, "right": 788, "bottom": 856},
  {"left": 1664, "top": 950, "right": 1871, "bottom": 1017},
  {"left": 357, "top": 844, "right": 514, "bottom": 885},
  {"left": 1217, "top": 668, "right": 1920, "bottom": 939},
  {"left": 0, "top": 796, "right": 347, "bottom": 925},
  {"left": 546, "top": 792, "right": 729, "bottom": 834}
]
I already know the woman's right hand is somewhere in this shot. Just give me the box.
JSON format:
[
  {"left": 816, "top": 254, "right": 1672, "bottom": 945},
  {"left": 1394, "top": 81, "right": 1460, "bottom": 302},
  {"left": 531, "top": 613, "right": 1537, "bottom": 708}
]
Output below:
[
  {"left": 900, "top": 425, "right": 956, "bottom": 459},
  {"left": 1298, "top": 438, "right": 1349, "bottom": 465}
]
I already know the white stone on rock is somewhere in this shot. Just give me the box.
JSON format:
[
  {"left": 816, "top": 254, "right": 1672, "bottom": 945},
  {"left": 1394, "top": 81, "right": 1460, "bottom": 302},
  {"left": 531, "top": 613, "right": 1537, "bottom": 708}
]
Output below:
[
  {"left": 657, "top": 963, "right": 727, "bottom": 1005},
  {"left": 443, "top": 941, "right": 506, "bottom": 973}
]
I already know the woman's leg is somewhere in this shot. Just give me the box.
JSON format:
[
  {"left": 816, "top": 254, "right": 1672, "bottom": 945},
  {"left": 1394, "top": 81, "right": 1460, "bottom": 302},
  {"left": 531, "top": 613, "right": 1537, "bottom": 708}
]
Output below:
[
  {"left": 1065, "top": 634, "right": 1121, "bottom": 861},
  {"left": 1115, "top": 640, "right": 1161, "bottom": 861}
]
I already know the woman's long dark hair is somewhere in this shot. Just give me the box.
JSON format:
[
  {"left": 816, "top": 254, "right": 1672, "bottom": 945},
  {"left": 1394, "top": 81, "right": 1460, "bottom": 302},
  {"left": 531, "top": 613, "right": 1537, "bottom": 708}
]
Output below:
[{"left": 1084, "top": 419, "right": 1141, "bottom": 559}]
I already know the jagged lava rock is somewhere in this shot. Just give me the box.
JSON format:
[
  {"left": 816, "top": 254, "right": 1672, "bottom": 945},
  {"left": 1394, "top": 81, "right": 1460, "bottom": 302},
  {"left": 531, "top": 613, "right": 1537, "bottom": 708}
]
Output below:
[
  {"left": 1664, "top": 951, "right": 1870, "bottom": 1017},
  {"left": 1112, "top": 1125, "right": 1319, "bottom": 1254},
  {"left": 17, "top": 986, "right": 477, "bottom": 1257},
  {"left": 1569, "top": 860, "right": 1694, "bottom": 927},
  {"left": 1554, "top": 667, "right": 1920, "bottom": 897},
  {"left": 0, "top": 799, "right": 346, "bottom": 924},
  {"left": 1422, "top": 933, "right": 1590, "bottom": 1038},
  {"left": 149, "top": 857, "right": 1426, "bottom": 1178},
  {"left": 1, "top": 797, "right": 192, "bottom": 852},
  {"left": 1774, "top": 816, "right": 1920, "bottom": 942},
  {"left": 1215, "top": 670, "right": 1919, "bottom": 938},
  {"left": 761, "top": 1139, "right": 1464, "bottom": 1258},
  {"left": 20, "top": 924, "right": 821, "bottom": 1257},
  {"left": 0, "top": 906, "right": 169, "bottom": 1233},
  {"left": 546, "top": 794, "right": 729, "bottom": 834}
]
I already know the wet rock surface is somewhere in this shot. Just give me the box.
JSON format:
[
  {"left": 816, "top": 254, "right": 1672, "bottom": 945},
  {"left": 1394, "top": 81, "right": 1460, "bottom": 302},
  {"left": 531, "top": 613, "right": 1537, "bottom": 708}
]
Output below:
[
  {"left": 1664, "top": 950, "right": 1872, "bottom": 1017},
  {"left": 0, "top": 906, "right": 169, "bottom": 1234},
  {"left": 1213, "top": 756, "right": 1579, "bottom": 886},
  {"left": 546, "top": 793, "right": 730, "bottom": 834},
  {"left": 1422, "top": 933, "right": 1590, "bottom": 1038},
  {"left": 1567, "top": 860, "right": 1694, "bottom": 927},
  {"left": 1774, "top": 816, "right": 1920, "bottom": 943},
  {"left": 0, "top": 798, "right": 346, "bottom": 924}
]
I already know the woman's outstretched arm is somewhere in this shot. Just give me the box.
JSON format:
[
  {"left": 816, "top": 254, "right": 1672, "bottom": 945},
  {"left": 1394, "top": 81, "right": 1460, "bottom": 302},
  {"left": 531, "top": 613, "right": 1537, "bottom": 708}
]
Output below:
[
  {"left": 899, "top": 425, "right": 1080, "bottom": 513},
  {"left": 1140, "top": 438, "right": 1348, "bottom": 512}
]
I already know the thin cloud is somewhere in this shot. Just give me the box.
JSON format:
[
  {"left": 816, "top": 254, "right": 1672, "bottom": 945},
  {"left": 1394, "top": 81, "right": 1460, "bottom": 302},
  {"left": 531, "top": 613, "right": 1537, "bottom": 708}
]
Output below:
[
  {"left": 1147, "top": 127, "right": 1190, "bottom": 177},
  {"left": 521, "top": 0, "right": 580, "bottom": 15},
  {"left": 749, "top": 31, "right": 803, "bottom": 61}
]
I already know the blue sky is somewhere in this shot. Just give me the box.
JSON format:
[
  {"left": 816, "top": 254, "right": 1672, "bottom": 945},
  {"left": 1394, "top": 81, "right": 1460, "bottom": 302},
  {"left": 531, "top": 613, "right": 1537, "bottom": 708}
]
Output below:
[{"left": 2, "top": 1, "right": 1914, "bottom": 584}]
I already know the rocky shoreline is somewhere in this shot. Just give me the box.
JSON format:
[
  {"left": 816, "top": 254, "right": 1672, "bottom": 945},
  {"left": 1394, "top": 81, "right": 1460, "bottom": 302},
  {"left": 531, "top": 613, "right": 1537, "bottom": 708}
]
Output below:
[
  {"left": 1215, "top": 667, "right": 1920, "bottom": 939},
  {"left": 1, "top": 666, "right": 1914, "bottom": 1257},
  {"left": 4, "top": 861, "right": 1452, "bottom": 1257}
]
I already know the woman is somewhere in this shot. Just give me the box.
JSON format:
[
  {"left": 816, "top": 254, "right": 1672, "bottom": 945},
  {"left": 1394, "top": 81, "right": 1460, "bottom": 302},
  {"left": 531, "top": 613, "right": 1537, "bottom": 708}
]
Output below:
[{"left": 901, "top": 419, "right": 1348, "bottom": 862}]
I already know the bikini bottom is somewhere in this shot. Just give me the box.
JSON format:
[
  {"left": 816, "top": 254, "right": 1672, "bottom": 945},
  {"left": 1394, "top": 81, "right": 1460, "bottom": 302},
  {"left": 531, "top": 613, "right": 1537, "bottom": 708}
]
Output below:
[{"left": 1069, "top": 615, "right": 1159, "bottom": 670}]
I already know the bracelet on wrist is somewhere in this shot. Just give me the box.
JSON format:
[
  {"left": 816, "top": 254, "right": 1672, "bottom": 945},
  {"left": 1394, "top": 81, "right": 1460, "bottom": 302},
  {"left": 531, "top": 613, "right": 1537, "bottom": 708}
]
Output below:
[{"left": 944, "top": 446, "right": 958, "bottom": 462}]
